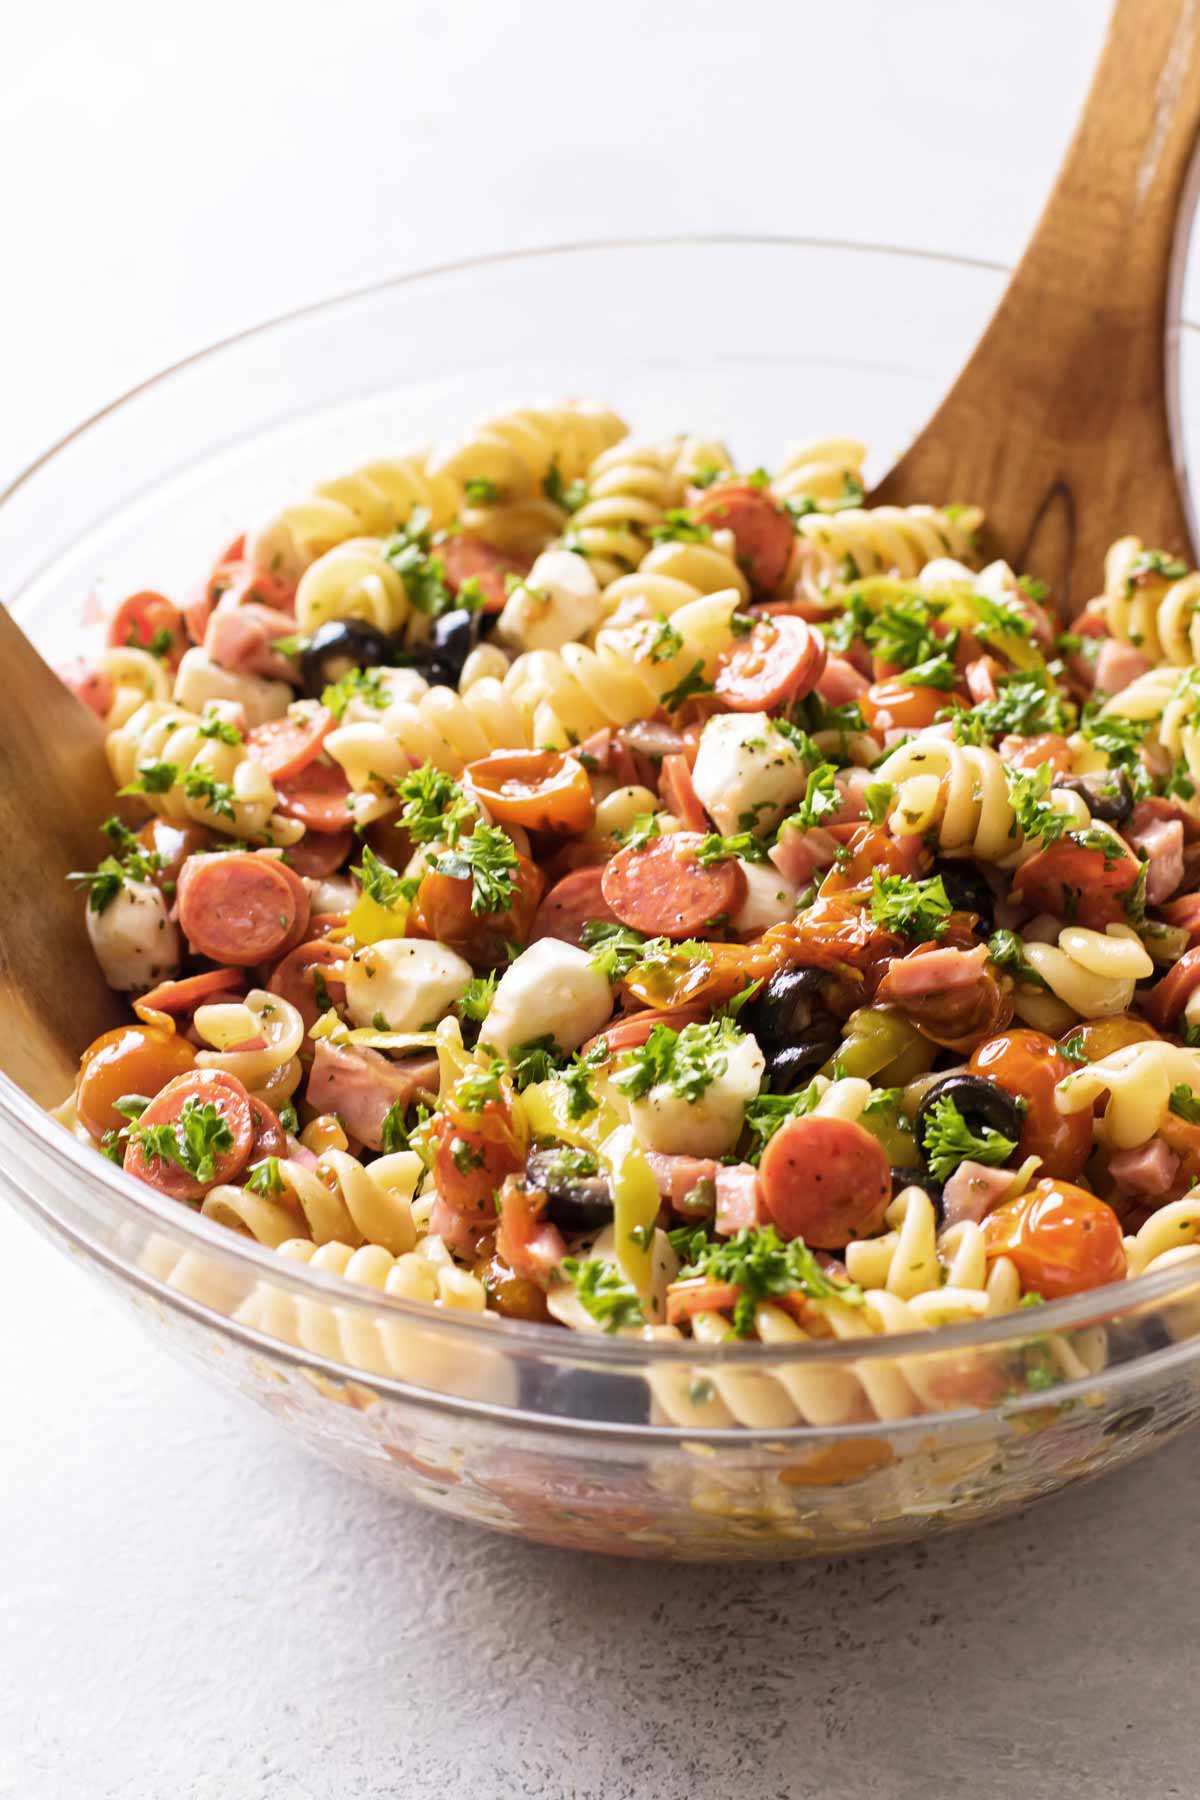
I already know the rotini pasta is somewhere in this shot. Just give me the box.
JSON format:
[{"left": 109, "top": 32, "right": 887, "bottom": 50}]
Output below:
[
  {"left": 1095, "top": 535, "right": 1200, "bottom": 664},
  {"left": 60, "top": 405, "right": 1200, "bottom": 1430},
  {"left": 247, "top": 452, "right": 461, "bottom": 580},
  {"left": 106, "top": 699, "right": 300, "bottom": 841}
]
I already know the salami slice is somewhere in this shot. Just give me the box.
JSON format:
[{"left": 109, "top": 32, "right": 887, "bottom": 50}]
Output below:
[
  {"left": 176, "top": 852, "right": 302, "bottom": 966},
  {"left": 122, "top": 1068, "right": 255, "bottom": 1201},
  {"left": 758, "top": 1115, "right": 891, "bottom": 1249},
  {"left": 714, "top": 615, "right": 826, "bottom": 712},
  {"left": 691, "top": 482, "right": 795, "bottom": 594},
  {"left": 273, "top": 759, "right": 354, "bottom": 833},
  {"left": 530, "top": 865, "right": 616, "bottom": 947},
  {"left": 266, "top": 938, "right": 348, "bottom": 1032},
  {"left": 601, "top": 833, "right": 746, "bottom": 940},
  {"left": 286, "top": 827, "right": 354, "bottom": 879}
]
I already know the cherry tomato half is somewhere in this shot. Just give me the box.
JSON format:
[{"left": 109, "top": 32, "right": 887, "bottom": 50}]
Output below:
[
  {"left": 464, "top": 749, "right": 595, "bottom": 835},
  {"left": 969, "top": 1029, "right": 1091, "bottom": 1182},
  {"left": 410, "top": 847, "right": 545, "bottom": 969},
  {"left": 76, "top": 1023, "right": 197, "bottom": 1140},
  {"left": 1012, "top": 834, "right": 1142, "bottom": 930},
  {"left": 859, "top": 679, "right": 963, "bottom": 734},
  {"left": 1058, "top": 1015, "right": 1159, "bottom": 1064},
  {"left": 107, "top": 591, "right": 187, "bottom": 670},
  {"left": 433, "top": 1072, "right": 526, "bottom": 1225},
  {"left": 984, "top": 1179, "right": 1126, "bottom": 1299}
]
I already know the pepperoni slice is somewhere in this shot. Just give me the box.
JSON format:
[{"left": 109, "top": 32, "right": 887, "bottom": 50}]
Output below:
[
  {"left": 268, "top": 854, "right": 314, "bottom": 956},
  {"left": 266, "top": 938, "right": 348, "bottom": 1033},
  {"left": 247, "top": 706, "right": 335, "bottom": 781},
  {"left": 122, "top": 1068, "right": 255, "bottom": 1201},
  {"left": 530, "top": 865, "right": 617, "bottom": 947},
  {"left": 601, "top": 833, "right": 746, "bottom": 940},
  {"left": 176, "top": 853, "right": 302, "bottom": 965},
  {"left": 273, "top": 759, "right": 354, "bottom": 833},
  {"left": 691, "top": 482, "right": 795, "bottom": 594},
  {"left": 1144, "top": 946, "right": 1200, "bottom": 1030},
  {"left": 658, "top": 753, "right": 708, "bottom": 831},
  {"left": 248, "top": 1096, "right": 290, "bottom": 1161},
  {"left": 286, "top": 827, "right": 354, "bottom": 879},
  {"left": 107, "top": 590, "right": 187, "bottom": 669},
  {"left": 440, "top": 536, "right": 533, "bottom": 613},
  {"left": 714, "top": 614, "right": 827, "bottom": 712},
  {"left": 135, "top": 967, "right": 248, "bottom": 1018},
  {"left": 759, "top": 1115, "right": 891, "bottom": 1249}
]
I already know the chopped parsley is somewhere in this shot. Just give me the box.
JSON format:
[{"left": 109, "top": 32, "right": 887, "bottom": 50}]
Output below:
[
  {"left": 741, "top": 1079, "right": 821, "bottom": 1162},
  {"left": 865, "top": 594, "right": 951, "bottom": 671},
  {"left": 561, "top": 1038, "right": 609, "bottom": 1120},
  {"left": 869, "top": 871, "right": 953, "bottom": 941},
  {"left": 119, "top": 759, "right": 178, "bottom": 798},
  {"left": 649, "top": 509, "right": 712, "bottom": 545},
  {"left": 395, "top": 762, "right": 473, "bottom": 846},
  {"left": 694, "top": 831, "right": 770, "bottom": 867},
  {"left": 948, "top": 668, "right": 1069, "bottom": 743},
  {"left": 458, "top": 971, "right": 498, "bottom": 1024},
  {"left": 128, "top": 1098, "right": 235, "bottom": 1184},
  {"left": 351, "top": 844, "right": 412, "bottom": 910},
  {"left": 558, "top": 1258, "right": 645, "bottom": 1332},
  {"left": 864, "top": 779, "right": 894, "bottom": 825},
  {"left": 1169, "top": 1085, "right": 1200, "bottom": 1126},
  {"left": 613, "top": 1017, "right": 743, "bottom": 1105},
  {"left": 542, "top": 462, "right": 587, "bottom": 513},
  {"left": 581, "top": 920, "right": 648, "bottom": 983},
  {"left": 920, "top": 1094, "right": 1017, "bottom": 1184},
  {"left": 245, "top": 1157, "right": 286, "bottom": 1197},
  {"left": 436, "top": 824, "right": 521, "bottom": 917},
  {"left": 380, "top": 1098, "right": 412, "bottom": 1154},
  {"left": 661, "top": 660, "right": 714, "bottom": 712},
  {"left": 196, "top": 713, "right": 244, "bottom": 745},
  {"left": 1127, "top": 549, "right": 1189, "bottom": 586},
  {"left": 670, "top": 1224, "right": 862, "bottom": 1337},
  {"left": 1009, "top": 763, "right": 1069, "bottom": 847},
  {"left": 784, "top": 761, "right": 840, "bottom": 832},
  {"left": 381, "top": 508, "right": 454, "bottom": 617},
  {"left": 322, "top": 666, "right": 390, "bottom": 720},
  {"left": 464, "top": 477, "right": 500, "bottom": 506},
  {"left": 987, "top": 928, "right": 1050, "bottom": 991},
  {"left": 180, "top": 766, "right": 237, "bottom": 822},
  {"left": 646, "top": 614, "right": 684, "bottom": 663},
  {"left": 68, "top": 829, "right": 164, "bottom": 913},
  {"left": 615, "top": 812, "right": 662, "bottom": 853},
  {"left": 508, "top": 1036, "right": 560, "bottom": 1090}
]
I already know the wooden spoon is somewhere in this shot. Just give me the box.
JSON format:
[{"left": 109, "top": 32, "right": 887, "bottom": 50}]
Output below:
[
  {"left": 3, "top": 0, "right": 1200, "bottom": 1106},
  {"left": 0, "top": 606, "right": 125, "bottom": 1103},
  {"left": 872, "top": 0, "right": 1200, "bottom": 612}
]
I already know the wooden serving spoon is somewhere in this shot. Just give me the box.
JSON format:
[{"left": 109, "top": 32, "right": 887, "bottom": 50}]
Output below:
[
  {"left": 872, "top": 0, "right": 1200, "bottom": 611},
  {"left": 3, "top": 0, "right": 1200, "bottom": 1106},
  {"left": 0, "top": 606, "right": 126, "bottom": 1103}
]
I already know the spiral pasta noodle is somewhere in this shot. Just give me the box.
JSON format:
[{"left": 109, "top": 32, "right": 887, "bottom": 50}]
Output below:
[
  {"left": 789, "top": 503, "right": 983, "bottom": 596},
  {"left": 504, "top": 588, "right": 742, "bottom": 748},
  {"left": 1056, "top": 1041, "right": 1200, "bottom": 1149},
  {"left": 429, "top": 402, "right": 627, "bottom": 498},
  {"left": 106, "top": 699, "right": 300, "bottom": 841},
  {"left": 1011, "top": 926, "right": 1155, "bottom": 1032},
  {"left": 562, "top": 440, "right": 684, "bottom": 585},
  {"left": 294, "top": 537, "right": 414, "bottom": 638},
  {"left": 771, "top": 436, "right": 867, "bottom": 509},
  {"left": 246, "top": 452, "right": 461, "bottom": 581},
  {"left": 203, "top": 1148, "right": 423, "bottom": 1255},
  {"left": 193, "top": 988, "right": 305, "bottom": 1110},
  {"left": 1099, "top": 665, "right": 1200, "bottom": 785},
  {"left": 605, "top": 534, "right": 751, "bottom": 613},
  {"left": 95, "top": 645, "right": 172, "bottom": 729},
  {"left": 325, "top": 672, "right": 532, "bottom": 815},
  {"left": 1096, "top": 536, "right": 1200, "bottom": 665}
]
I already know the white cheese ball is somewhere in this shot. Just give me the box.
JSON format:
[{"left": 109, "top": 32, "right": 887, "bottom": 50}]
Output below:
[
  {"left": 480, "top": 938, "right": 612, "bottom": 1057},
  {"left": 690, "top": 712, "right": 811, "bottom": 836},
  {"left": 732, "top": 859, "right": 799, "bottom": 934},
  {"left": 86, "top": 879, "right": 181, "bottom": 992},
  {"left": 344, "top": 938, "right": 473, "bottom": 1033},
  {"left": 629, "top": 1030, "right": 765, "bottom": 1159},
  {"left": 173, "top": 647, "right": 291, "bottom": 727},
  {"left": 495, "top": 549, "right": 602, "bottom": 653}
]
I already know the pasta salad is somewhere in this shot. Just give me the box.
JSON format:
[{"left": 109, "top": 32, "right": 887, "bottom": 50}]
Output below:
[{"left": 53, "top": 402, "right": 1200, "bottom": 1372}]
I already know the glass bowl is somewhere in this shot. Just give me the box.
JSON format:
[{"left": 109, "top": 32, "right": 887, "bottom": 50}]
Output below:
[{"left": 5, "top": 237, "right": 1200, "bottom": 1561}]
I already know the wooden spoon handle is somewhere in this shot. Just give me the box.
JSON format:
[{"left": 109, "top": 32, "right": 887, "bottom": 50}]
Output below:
[
  {"left": 872, "top": 0, "right": 1200, "bottom": 607},
  {"left": 1021, "top": 0, "right": 1200, "bottom": 313}
]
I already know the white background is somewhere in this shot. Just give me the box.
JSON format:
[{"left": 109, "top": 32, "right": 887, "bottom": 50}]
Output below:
[{"left": 4, "top": 3, "right": 1200, "bottom": 1796}]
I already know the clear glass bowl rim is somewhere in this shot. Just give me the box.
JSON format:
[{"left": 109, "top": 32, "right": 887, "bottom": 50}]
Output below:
[{"left": 5, "top": 230, "right": 1200, "bottom": 1391}]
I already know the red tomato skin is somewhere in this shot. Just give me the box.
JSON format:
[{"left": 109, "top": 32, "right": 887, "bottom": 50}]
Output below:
[
  {"left": 969, "top": 1030, "right": 1092, "bottom": 1182},
  {"left": 859, "top": 680, "right": 963, "bottom": 733},
  {"left": 984, "top": 1179, "right": 1126, "bottom": 1298}
]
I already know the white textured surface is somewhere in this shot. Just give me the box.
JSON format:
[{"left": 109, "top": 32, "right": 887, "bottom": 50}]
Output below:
[{"left": 4, "top": 2, "right": 1200, "bottom": 1795}]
